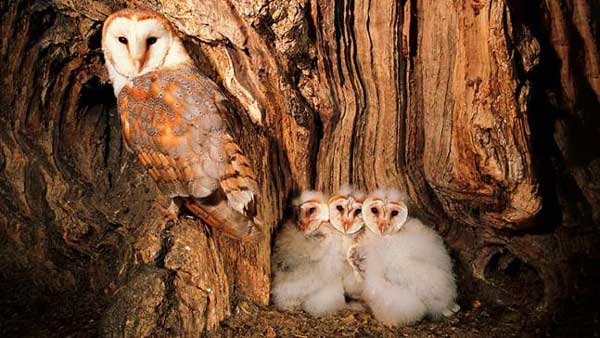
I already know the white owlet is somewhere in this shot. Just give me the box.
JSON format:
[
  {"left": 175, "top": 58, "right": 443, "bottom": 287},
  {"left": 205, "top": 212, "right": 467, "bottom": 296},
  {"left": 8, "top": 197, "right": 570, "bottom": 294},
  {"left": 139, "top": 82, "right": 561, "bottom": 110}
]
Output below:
[
  {"left": 102, "top": 9, "right": 261, "bottom": 241},
  {"left": 271, "top": 191, "right": 346, "bottom": 316},
  {"left": 328, "top": 185, "right": 367, "bottom": 301},
  {"left": 359, "top": 188, "right": 459, "bottom": 326}
]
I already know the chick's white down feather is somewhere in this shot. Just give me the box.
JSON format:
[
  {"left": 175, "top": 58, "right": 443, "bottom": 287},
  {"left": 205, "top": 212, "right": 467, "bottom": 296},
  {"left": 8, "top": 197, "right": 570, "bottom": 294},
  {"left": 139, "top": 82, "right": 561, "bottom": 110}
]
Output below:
[
  {"left": 292, "top": 191, "right": 327, "bottom": 206},
  {"left": 338, "top": 184, "right": 366, "bottom": 201},
  {"left": 340, "top": 233, "right": 365, "bottom": 299},
  {"left": 330, "top": 185, "right": 367, "bottom": 299},
  {"left": 361, "top": 218, "right": 457, "bottom": 325},
  {"left": 370, "top": 188, "right": 408, "bottom": 203},
  {"left": 271, "top": 220, "right": 347, "bottom": 316}
]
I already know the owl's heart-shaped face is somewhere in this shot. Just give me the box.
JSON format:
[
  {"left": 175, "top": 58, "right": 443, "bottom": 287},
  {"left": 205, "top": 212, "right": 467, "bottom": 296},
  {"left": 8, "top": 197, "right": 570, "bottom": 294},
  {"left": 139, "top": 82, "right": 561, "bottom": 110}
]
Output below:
[
  {"left": 103, "top": 10, "right": 178, "bottom": 79},
  {"left": 297, "top": 199, "right": 329, "bottom": 236},
  {"left": 328, "top": 195, "right": 364, "bottom": 234},
  {"left": 362, "top": 197, "right": 408, "bottom": 235}
]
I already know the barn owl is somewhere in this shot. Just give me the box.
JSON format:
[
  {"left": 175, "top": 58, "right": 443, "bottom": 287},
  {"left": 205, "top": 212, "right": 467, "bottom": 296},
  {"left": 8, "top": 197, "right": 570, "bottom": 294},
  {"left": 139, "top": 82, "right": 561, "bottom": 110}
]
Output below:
[
  {"left": 328, "top": 185, "right": 365, "bottom": 235},
  {"left": 102, "top": 9, "right": 261, "bottom": 241},
  {"left": 328, "top": 185, "right": 367, "bottom": 301},
  {"left": 358, "top": 188, "right": 459, "bottom": 326},
  {"left": 271, "top": 191, "right": 346, "bottom": 316},
  {"left": 361, "top": 188, "right": 409, "bottom": 236}
]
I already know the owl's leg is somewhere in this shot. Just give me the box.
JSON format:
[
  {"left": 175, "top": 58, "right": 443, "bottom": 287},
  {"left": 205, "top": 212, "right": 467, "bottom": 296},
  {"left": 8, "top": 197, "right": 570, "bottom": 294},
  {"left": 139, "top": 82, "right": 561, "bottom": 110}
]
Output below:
[
  {"left": 184, "top": 198, "right": 262, "bottom": 243},
  {"left": 442, "top": 303, "right": 461, "bottom": 317},
  {"left": 153, "top": 200, "right": 180, "bottom": 224},
  {"left": 345, "top": 301, "right": 366, "bottom": 312},
  {"left": 347, "top": 245, "right": 365, "bottom": 279}
]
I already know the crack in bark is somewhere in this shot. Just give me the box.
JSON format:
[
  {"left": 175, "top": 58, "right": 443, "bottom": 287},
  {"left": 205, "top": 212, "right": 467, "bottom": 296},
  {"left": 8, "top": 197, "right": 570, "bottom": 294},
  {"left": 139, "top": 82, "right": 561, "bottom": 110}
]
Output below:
[{"left": 1, "top": 0, "right": 599, "bottom": 335}]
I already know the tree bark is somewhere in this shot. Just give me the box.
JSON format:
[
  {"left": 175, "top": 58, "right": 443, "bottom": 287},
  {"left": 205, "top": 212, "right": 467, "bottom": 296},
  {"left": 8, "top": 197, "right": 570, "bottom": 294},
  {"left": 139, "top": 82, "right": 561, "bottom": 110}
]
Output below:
[{"left": 1, "top": 0, "right": 598, "bottom": 336}]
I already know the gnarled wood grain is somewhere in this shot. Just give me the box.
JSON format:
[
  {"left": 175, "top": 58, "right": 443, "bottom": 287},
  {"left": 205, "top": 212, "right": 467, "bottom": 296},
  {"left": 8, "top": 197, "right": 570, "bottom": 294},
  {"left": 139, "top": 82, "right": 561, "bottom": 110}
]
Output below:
[{"left": 1, "top": 0, "right": 599, "bottom": 335}]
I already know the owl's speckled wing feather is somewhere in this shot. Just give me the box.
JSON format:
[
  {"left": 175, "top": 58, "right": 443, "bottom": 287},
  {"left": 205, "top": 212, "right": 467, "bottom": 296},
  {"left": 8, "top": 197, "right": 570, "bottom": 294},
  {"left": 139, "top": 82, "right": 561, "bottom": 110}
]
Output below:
[{"left": 118, "top": 65, "right": 260, "bottom": 239}]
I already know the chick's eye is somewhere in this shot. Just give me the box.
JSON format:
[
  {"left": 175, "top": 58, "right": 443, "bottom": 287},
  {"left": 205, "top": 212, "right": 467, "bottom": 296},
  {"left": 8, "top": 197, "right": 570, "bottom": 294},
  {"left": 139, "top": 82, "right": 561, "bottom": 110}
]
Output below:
[
  {"left": 118, "top": 36, "right": 128, "bottom": 44},
  {"left": 391, "top": 210, "right": 399, "bottom": 217},
  {"left": 308, "top": 207, "right": 316, "bottom": 215},
  {"left": 355, "top": 209, "right": 362, "bottom": 215},
  {"left": 371, "top": 207, "right": 378, "bottom": 215},
  {"left": 336, "top": 205, "right": 344, "bottom": 212},
  {"left": 147, "top": 37, "right": 158, "bottom": 45}
]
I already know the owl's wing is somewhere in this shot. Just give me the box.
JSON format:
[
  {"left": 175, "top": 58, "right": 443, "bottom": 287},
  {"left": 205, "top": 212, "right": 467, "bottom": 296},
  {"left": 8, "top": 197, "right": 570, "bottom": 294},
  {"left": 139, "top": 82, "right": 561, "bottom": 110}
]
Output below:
[
  {"left": 218, "top": 133, "right": 260, "bottom": 219},
  {"left": 119, "top": 67, "right": 260, "bottom": 238}
]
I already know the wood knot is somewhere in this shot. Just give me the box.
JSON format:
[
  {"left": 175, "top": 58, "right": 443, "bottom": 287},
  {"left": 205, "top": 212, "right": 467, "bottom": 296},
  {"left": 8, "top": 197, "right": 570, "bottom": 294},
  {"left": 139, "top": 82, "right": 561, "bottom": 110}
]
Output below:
[
  {"left": 466, "top": 77, "right": 483, "bottom": 87},
  {"left": 471, "top": 0, "right": 486, "bottom": 15}
]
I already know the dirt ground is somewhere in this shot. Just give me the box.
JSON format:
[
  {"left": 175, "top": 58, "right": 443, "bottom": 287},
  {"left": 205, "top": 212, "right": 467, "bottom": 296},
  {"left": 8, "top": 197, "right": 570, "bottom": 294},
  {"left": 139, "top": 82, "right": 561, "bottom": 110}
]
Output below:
[
  {"left": 1, "top": 275, "right": 597, "bottom": 338},
  {"left": 208, "top": 300, "right": 538, "bottom": 338},
  {"left": 0, "top": 294, "right": 530, "bottom": 338}
]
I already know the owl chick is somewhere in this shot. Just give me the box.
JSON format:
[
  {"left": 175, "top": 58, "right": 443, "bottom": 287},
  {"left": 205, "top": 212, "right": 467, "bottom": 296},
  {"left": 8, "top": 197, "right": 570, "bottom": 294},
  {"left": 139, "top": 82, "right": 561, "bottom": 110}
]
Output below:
[
  {"left": 102, "top": 9, "right": 261, "bottom": 241},
  {"left": 328, "top": 185, "right": 367, "bottom": 301},
  {"left": 271, "top": 191, "right": 346, "bottom": 316},
  {"left": 358, "top": 188, "right": 459, "bottom": 326}
]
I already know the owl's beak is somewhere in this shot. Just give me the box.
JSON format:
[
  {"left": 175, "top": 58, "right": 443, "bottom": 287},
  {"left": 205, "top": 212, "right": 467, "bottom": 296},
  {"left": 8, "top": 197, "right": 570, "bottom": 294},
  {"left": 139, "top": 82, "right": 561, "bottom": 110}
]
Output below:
[
  {"left": 342, "top": 218, "right": 353, "bottom": 231},
  {"left": 300, "top": 218, "right": 310, "bottom": 231},
  {"left": 301, "top": 220, "right": 318, "bottom": 237},
  {"left": 378, "top": 220, "right": 388, "bottom": 234},
  {"left": 133, "top": 58, "right": 145, "bottom": 73}
]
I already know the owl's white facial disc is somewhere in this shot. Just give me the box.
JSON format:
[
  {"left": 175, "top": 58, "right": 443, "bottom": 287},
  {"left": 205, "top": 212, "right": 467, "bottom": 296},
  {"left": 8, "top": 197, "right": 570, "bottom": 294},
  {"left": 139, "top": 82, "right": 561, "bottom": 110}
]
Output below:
[
  {"left": 103, "top": 16, "right": 173, "bottom": 79},
  {"left": 297, "top": 200, "right": 329, "bottom": 236},
  {"left": 328, "top": 195, "right": 364, "bottom": 234},
  {"left": 363, "top": 197, "right": 408, "bottom": 235}
]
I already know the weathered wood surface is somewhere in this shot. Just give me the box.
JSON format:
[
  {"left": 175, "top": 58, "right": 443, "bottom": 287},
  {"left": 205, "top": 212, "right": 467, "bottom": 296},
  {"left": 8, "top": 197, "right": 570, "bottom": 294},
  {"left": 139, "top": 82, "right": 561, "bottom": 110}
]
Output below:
[{"left": 1, "top": 0, "right": 598, "bottom": 336}]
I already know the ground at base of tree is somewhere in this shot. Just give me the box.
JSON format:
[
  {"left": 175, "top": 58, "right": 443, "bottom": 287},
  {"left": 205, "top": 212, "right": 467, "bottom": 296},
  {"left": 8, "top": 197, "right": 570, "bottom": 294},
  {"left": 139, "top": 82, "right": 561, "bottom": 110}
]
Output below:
[
  {"left": 1, "top": 276, "right": 596, "bottom": 338},
  {"left": 211, "top": 301, "right": 543, "bottom": 338}
]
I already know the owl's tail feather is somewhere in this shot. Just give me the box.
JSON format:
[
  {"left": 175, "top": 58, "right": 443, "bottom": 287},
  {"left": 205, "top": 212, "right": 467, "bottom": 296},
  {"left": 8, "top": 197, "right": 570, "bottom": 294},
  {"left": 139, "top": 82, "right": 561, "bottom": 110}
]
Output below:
[{"left": 184, "top": 199, "right": 262, "bottom": 243}]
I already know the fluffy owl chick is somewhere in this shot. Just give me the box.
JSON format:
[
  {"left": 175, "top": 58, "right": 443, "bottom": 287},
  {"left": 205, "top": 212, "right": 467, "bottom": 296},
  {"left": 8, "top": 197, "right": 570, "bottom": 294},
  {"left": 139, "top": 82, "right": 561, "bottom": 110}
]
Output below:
[
  {"left": 328, "top": 185, "right": 367, "bottom": 301},
  {"left": 272, "top": 191, "right": 331, "bottom": 272},
  {"left": 359, "top": 188, "right": 459, "bottom": 326},
  {"left": 271, "top": 191, "right": 346, "bottom": 316},
  {"left": 102, "top": 9, "right": 261, "bottom": 241}
]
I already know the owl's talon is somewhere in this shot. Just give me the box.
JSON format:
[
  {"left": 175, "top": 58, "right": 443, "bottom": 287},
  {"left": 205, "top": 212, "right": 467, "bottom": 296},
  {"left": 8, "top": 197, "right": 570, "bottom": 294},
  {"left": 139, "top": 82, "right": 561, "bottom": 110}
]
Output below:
[
  {"left": 347, "top": 245, "right": 365, "bottom": 276},
  {"left": 345, "top": 301, "right": 366, "bottom": 312},
  {"left": 154, "top": 201, "right": 179, "bottom": 224},
  {"left": 449, "top": 303, "right": 460, "bottom": 314}
]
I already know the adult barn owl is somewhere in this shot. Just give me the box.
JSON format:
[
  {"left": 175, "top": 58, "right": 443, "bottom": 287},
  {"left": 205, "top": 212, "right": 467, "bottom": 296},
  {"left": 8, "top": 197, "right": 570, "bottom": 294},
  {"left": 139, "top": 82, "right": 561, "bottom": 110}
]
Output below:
[
  {"left": 102, "top": 9, "right": 261, "bottom": 241},
  {"left": 359, "top": 189, "right": 459, "bottom": 326}
]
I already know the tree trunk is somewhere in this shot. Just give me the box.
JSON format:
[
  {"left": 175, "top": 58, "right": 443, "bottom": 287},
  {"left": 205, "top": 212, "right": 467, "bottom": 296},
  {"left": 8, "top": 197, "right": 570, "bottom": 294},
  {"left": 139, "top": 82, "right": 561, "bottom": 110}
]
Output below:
[{"left": 1, "top": 0, "right": 598, "bottom": 336}]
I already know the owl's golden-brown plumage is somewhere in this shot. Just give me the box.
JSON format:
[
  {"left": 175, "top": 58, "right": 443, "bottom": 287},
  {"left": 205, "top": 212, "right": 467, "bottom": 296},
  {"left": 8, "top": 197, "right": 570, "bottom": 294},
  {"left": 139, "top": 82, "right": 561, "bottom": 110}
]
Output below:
[{"left": 103, "top": 9, "right": 261, "bottom": 241}]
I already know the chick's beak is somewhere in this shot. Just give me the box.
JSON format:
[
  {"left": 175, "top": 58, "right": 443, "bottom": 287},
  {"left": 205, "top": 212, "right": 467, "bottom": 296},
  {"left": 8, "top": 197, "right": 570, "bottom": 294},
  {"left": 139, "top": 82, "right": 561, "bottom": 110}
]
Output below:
[
  {"left": 342, "top": 218, "right": 353, "bottom": 231},
  {"left": 377, "top": 220, "right": 388, "bottom": 234},
  {"left": 300, "top": 218, "right": 311, "bottom": 231}
]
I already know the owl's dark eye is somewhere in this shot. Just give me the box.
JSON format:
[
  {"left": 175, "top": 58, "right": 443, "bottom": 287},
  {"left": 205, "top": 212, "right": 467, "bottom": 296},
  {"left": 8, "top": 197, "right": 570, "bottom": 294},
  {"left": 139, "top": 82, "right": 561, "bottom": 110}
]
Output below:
[
  {"left": 308, "top": 207, "right": 316, "bottom": 215},
  {"left": 118, "top": 36, "right": 128, "bottom": 44},
  {"left": 391, "top": 210, "right": 399, "bottom": 217},
  {"left": 355, "top": 209, "right": 362, "bottom": 215},
  {"left": 147, "top": 37, "right": 158, "bottom": 45},
  {"left": 371, "top": 207, "right": 378, "bottom": 215},
  {"left": 336, "top": 205, "right": 344, "bottom": 212}
]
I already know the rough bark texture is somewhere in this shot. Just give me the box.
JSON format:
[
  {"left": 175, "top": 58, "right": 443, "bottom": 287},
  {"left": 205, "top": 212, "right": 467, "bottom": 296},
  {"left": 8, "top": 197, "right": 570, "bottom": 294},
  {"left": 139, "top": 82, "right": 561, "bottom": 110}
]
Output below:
[{"left": 1, "top": 0, "right": 598, "bottom": 336}]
